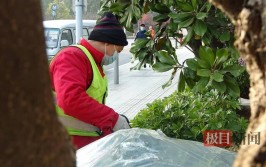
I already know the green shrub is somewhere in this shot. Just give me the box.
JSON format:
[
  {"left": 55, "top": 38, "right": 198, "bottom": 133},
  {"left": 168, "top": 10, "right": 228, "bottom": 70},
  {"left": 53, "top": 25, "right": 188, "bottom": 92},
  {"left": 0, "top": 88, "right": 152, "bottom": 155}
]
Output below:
[{"left": 131, "top": 89, "right": 248, "bottom": 145}]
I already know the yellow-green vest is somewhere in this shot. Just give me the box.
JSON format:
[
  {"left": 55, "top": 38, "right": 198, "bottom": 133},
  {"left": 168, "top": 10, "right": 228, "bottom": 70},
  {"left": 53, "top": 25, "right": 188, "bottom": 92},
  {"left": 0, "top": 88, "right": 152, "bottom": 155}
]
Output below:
[{"left": 52, "top": 45, "right": 108, "bottom": 137}]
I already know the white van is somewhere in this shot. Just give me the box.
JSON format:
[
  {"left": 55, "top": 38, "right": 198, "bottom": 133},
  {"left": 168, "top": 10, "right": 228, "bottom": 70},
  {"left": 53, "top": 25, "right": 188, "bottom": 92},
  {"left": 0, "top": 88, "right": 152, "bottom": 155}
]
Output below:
[{"left": 43, "top": 20, "right": 96, "bottom": 60}]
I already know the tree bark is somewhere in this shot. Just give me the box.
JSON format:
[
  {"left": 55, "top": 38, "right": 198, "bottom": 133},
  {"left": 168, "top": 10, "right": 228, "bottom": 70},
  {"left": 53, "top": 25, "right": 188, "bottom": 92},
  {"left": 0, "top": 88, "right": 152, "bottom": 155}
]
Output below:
[
  {"left": 209, "top": 0, "right": 266, "bottom": 166},
  {"left": 0, "top": 1, "right": 75, "bottom": 167}
]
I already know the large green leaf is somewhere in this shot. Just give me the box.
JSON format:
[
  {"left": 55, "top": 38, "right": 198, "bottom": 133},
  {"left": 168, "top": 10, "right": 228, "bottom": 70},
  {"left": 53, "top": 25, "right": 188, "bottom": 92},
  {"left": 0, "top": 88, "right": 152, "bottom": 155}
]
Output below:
[
  {"left": 169, "top": 12, "right": 193, "bottom": 23},
  {"left": 229, "top": 47, "right": 240, "bottom": 59},
  {"left": 199, "top": 1, "right": 211, "bottom": 12},
  {"left": 222, "top": 65, "right": 245, "bottom": 77},
  {"left": 197, "top": 69, "right": 211, "bottom": 77},
  {"left": 225, "top": 80, "right": 240, "bottom": 97},
  {"left": 153, "top": 14, "right": 169, "bottom": 22},
  {"left": 178, "top": 71, "right": 186, "bottom": 92},
  {"left": 133, "top": 38, "right": 150, "bottom": 48},
  {"left": 132, "top": 5, "right": 141, "bottom": 18},
  {"left": 212, "top": 71, "right": 224, "bottom": 82},
  {"left": 156, "top": 50, "right": 176, "bottom": 65},
  {"left": 216, "top": 48, "right": 229, "bottom": 64},
  {"left": 152, "top": 62, "right": 173, "bottom": 72},
  {"left": 197, "top": 58, "right": 211, "bottom": 69},
  {"left": 155, "top": 4, "right": 171, "bottom": 13},
  {"left": 191, "top": 0, "right": 197, "bottom": 10},
  {"left": 130, "top": 39, "right": 149, "bottom": 53},
  {"left": 212, "top": 80, "right": 226, "bottom": 93},
  {"left": 196, "top": 12, "right": 207, "bottom": 20},
  {"left": 184, "top": 67, "right": 197, "bottom": 79},
  {"left": 176, "top": 1, "right": 194, "bottom": 12},
  {"left": 109, "top": 3, "right": 126, "bottom": 12},
  {"left": 219, "top": 31, "right": 230, "bottom": 42},
  {"left": 129, "top": 45, "right": 139, "bottom": 53},
  {"left": 178, "top": 17, "right": 195, "bottom": 29},
  {"left": 193, "top": 77, "right": 209, "bottom": 92},
  {"left": 202, "top": 34, "right": 211, "bottom": 46},
  {"left": 150, "top": 4, "right": 163, "bottom": 13},
  {"left": 194, "top": 19, "right": 207, "bottom": 36},
  {"left": 138, "top": 49, "right": 148, "bottom": 60},
  {"left": 208, "top": 25, "right": 220, "bottom": 39},
  {"left": 185, "top": 77, "right": 196, "bottom": 88},
  {"left": 199, "top": 46, "right": 215, "bottom": 66},
  {"left": 186, "top": 58, "right": 199, "bottom": 71}
]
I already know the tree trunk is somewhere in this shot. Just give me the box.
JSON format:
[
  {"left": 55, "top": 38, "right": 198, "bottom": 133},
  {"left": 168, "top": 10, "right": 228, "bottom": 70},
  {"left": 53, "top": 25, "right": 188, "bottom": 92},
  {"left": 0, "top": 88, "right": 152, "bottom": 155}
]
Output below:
[
  {"left": 0, "top": 1, "right": 75, "bottom": 167},
  {"left": 209, "top": 0, "right": 266, "bottom": 166}
]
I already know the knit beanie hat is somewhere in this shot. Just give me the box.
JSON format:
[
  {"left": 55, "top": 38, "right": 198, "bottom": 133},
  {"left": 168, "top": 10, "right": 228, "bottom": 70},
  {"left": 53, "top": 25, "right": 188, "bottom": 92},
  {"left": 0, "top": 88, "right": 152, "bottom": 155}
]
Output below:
[{"left": 88, "top": 12, "right": 128, "bottom": 46}]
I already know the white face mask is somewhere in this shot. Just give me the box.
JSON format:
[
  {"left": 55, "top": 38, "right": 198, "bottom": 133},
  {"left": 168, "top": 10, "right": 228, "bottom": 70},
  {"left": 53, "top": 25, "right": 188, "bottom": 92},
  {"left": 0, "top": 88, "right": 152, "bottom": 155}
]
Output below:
[
  {"left": 101, "top": 44, "right": 119, "bottom": 65},
  {"left": 140, "top": 27, "right": 145, "bottom": 31}
]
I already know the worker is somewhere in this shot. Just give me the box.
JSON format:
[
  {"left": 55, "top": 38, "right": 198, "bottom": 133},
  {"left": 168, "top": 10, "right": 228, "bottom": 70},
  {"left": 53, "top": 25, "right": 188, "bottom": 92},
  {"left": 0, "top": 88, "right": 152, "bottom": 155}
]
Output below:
[{"left": 49, "top": 12, "right": 130, "bottom": 149}]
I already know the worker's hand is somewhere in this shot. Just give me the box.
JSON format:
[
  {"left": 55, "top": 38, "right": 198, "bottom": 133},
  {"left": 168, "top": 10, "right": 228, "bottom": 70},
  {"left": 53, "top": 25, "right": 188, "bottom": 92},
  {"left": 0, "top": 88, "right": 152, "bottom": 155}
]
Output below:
[{"left": 113, "top": 114, "right": 131, "bottom": 132}]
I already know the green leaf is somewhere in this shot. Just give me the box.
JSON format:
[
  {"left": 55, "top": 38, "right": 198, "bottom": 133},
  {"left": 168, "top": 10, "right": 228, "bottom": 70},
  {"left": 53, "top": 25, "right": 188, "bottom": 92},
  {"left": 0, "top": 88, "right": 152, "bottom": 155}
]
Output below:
[
  {"left": 212, "top": 80, "right": 226, "bottom": 93},
  {"left": 129, "top": 45, "right": 139, "bottom": 53},
  {"left": 197, "top": 58, "right": 211, "bottom": 68},
  {"left": 156, "top": 50, "right": 176, "bottom": 65},
  {"left": 219, "top": 31, "right": 230, "bottom": 42},
  {"left": 226, "top": 80, "right": 240, "bottom": 97},
  {"left": 191, "top": 126, "right": 201, "bottom": 137},
  {"left": 197, "top": 69, "right": 211, "bottom": 77},
  {"left": 138, "top": 49, "right": 148, "bottom": 59},
  {"left": 178, "top": 71, "right": 186, "bottom": 92},
  {"left": 184, "top": 67, "right": 197, "bottom": 79},
  {"left": 150, "top": 4, "right": 162, "bottom": 13},
  {"left": 182, "top": 26, "right": 194, "bottom": 45},
  {"left": 155, "top": 4, "right": 171, "bottom": 13},
  {"left": 186, "top": 58, "right": 199, "bottom": 71},
  {"left": 191, "top": 0, "right": 197, "bottom": 10},
  {"left": 178, "top": 17, "right": 194, "bottom": 29},
  {"left": 216, "top": 48, "right": 229, "bottom": 64},
  {"left": 176, "top": 1, "right": 194, "bottom": 12},
  {"left": 169, "top": 13, "right": 192, "bottom": 22},
  {"left": 212, "top": 71, "right": 224, "bottom": 82},
  {"left": 130, "top": 39, "right": 149, "bottom": 53},
  {"left": 152, "top": 62, "right": 173, "bottom": 72},
  {"left": 199, "top": 46, "right": 215, "bottom": 66},
  {"left": 134, "top": 38, "right": 150, "bottom": 48},
  {"left": 153, "top": 14, "right": 169, "bottom": 22},
  {"left": 222, "top": 65, "right": 245, "bottom": 77},
  {"left": 229, "top": 47, "right": 240, "bottom": 59},
  {"left": 132, "top": 6, "right": 141, "bottom": 18},
  {"left": 194, "top": 19, "right": 207, "bottom": 36},
  {"left": 193, "top": 77, "right": 209, "bottom": 92},
  {"left": 109, "top": 3, "right": 125, "bottom": 12},
  {"left": 185, "top": 77, "right": 196, "bottom": 88},
  {"left": 202, "top": 35, "right": 211, "bottom": 46},
  {"left": 208, "top": 25, "right": 220, "bottom": 39},
  {"left": 196, "top": 12, "right": 207, "bottom": 20}
]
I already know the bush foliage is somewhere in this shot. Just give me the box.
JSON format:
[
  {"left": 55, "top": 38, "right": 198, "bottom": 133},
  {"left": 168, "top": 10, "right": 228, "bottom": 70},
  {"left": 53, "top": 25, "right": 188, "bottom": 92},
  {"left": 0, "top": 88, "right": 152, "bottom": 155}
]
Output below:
[{"left": 131, "top": 89, "right": 248, "bottom": 145}]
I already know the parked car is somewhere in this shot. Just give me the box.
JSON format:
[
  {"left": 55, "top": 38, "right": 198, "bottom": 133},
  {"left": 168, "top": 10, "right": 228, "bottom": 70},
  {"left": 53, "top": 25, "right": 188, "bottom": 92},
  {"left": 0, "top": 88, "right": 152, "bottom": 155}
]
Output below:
[{"left": 43, "top": 19, "right": 96, "bottom": 60}]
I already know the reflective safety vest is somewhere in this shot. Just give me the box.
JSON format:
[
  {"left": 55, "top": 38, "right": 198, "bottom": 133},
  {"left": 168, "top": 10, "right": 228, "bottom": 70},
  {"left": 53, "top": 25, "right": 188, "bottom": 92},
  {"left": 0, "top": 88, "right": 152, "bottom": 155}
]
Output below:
[{"left": 52, "top": 45, "right": 108, "bottom": 136}]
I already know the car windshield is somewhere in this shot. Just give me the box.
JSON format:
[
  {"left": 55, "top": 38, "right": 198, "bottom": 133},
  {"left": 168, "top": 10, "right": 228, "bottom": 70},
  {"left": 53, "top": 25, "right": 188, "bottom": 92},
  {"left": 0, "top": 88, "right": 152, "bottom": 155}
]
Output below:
[{"left": 44, "top": 28, "right": 60, "bottom": 48}]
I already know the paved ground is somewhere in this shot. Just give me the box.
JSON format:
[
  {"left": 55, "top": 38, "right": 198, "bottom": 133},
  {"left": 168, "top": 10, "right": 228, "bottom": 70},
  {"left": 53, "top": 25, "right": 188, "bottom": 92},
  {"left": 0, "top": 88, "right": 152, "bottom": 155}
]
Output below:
[{"left": 105, "top": 46, "right": 194, "bottom": 120}]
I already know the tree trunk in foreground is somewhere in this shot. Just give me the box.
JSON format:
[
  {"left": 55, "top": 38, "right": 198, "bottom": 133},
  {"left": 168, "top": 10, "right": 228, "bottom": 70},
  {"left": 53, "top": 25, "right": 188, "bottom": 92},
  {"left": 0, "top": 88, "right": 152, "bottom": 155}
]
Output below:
[
  {"left": 210, "top": 0, "right": 266, "bottom": 166},
  {"left": 0, "top": 1, "right": 75, "bottom": 167}
]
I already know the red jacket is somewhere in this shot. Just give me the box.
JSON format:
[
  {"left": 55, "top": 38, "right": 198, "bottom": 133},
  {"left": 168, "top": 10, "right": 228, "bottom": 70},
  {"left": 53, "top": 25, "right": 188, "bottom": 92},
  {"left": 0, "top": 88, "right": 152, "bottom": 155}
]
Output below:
[{"left": 50, "top": 39, "right": 119, "bottom": 149}]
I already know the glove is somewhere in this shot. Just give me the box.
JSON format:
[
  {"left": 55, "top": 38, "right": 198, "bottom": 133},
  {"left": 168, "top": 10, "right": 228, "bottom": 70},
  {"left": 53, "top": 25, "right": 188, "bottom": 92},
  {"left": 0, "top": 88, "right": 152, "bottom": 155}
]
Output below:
[{"left": 113, "top": 114, "right": 131, "bottom": 132}]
